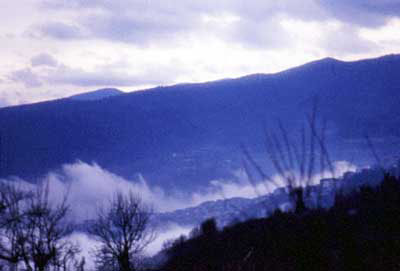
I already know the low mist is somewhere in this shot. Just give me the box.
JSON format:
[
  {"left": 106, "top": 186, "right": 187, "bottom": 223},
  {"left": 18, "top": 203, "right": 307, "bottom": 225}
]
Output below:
[
  {"left": 1, "top": 160, "right": 357, "bottom": 220},
  {"left": 0, "top": 159, "right": 357, "bottom": 264}
]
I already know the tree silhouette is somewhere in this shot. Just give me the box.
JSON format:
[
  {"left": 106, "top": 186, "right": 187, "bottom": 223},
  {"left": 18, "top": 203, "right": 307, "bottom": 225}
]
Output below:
[
  {"left": 90, "top": 192, "right": 155, "bottom": 271},
  {"left": 242, "top": 104, "right": 334, "bottom": 213}
]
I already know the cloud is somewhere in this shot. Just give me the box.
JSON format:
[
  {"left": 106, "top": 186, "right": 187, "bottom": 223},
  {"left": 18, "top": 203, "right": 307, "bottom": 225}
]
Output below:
[
  {"left": 38, "top": 161, "right": 187, "bottom": 220},
  {"left": 2, "top": 50, "right": 190, "bottom": 106},
  {"left": 0, "top": 159, "right": 358, "bottom": 260},
  {"left": 80, "top": 12, "right": 196, "bottom": 45},
  {"left": 8, "top": 68, "right": 42, "bottom": 88},
  {"left": 7, "top": 55, "right": 183, "bottom": 90},
  {"left": 34, "top": 0, "right": 400, "bottom": 48},
  {"left": 190, "top": 161, "right": 358, "bottom": 204},
  {"left": 28, "top": 21, "right": 85, "bottom": 40},
  {"left": 144, "top": 223, "right": 193, "bottom": 256},
  {"left": 0, "top": 0, "right": 398, "bottom": 107},
  {"left": 46, "top": 64, "right": 177, "bottom": 87},
  {"left": 0, "top": 162, "right": 197, "bottom": 262},
  {"left": 0, "top": 86, "right": 28, "bottom": 107},
  {"left": 318, "top": 0, "right": 400, "bottom": 27},
  {"left": 31, "top": 53, "right": 59, "bottom": 67},
  {"left": 33, "top": 0, "right": 322, "bottom": 48},
  {"left": 0, "top": 160, "right": 358, "bottom": 221},
  {"left": 67, "top": 233, "right": 100, "bottom": 270},
  {"left": 36, "top": 0, "right": 202, "bottom": 45},
  {"left": 320, "top": 23, "right": 378, "bottom": 55},
  {"left": 221, "top": 17, "right": 292, "bottom": 49},
  {"left": 67, "top": 224, "right": 193, "bottom": 268}
]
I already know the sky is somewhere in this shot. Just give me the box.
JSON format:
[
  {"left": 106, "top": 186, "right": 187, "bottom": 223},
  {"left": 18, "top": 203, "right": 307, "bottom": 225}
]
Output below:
[{"left": 0, "top": 0, "right": 400, "bottom": 106}]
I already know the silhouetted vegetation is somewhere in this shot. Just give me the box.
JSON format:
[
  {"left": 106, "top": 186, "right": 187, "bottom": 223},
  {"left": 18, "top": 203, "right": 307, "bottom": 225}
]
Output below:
[
  {"left": 0, "top": 185, "right": 155, "bottom": 271},
  {"left": 242, "top": 104, "right": 334, "bottom": 214},
  {"left": 162, "top": 173, "right": 400, "bottom": 271},
  {"left": 0, "top": 182, "right": 80, "bottom": 271},
  {"left": 90, "top": 192, "right": 155, "bottom": 271}
]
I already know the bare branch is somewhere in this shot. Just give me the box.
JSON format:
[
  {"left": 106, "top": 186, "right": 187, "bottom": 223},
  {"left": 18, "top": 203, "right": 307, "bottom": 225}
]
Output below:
[{"left": 90, "top": 191, "right": 156, "bottom": 271}]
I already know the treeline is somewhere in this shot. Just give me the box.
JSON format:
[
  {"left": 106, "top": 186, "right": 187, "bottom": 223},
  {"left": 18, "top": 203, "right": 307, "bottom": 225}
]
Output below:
[{"left": 162, "top": 173, "right": 400, "bottom": 271}]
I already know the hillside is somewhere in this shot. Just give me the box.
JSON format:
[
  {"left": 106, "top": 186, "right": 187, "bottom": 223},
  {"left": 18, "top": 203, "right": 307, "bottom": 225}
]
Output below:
[
  {"left": 152, "top": 166, "right": 385, "bottom": 228},
  {"left": 0, "top": 55, "right": 399, "bottom": 190},
  {"left": 161, "top": 173, "right": 400, "bottom": 271}
]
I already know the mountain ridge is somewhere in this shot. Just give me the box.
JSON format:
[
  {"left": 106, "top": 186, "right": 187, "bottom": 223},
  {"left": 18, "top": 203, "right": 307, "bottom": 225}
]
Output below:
[
  {"left": 68, "top": 88, "right": 124, "bottom": 101},
  {"left": 0, "top": 54, "right": 399, "bottom": 191}
]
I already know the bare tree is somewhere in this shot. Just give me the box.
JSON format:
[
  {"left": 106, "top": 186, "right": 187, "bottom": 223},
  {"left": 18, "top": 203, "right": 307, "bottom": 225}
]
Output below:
[
  {"left": 0, "top": 181, "right": 80, "bottom": 271},
  {"left": 242, "top": 104, "right": 335, "bottom": 213},
  {"left": 17, "top": 182, "right": 79, "bottom": 271},
  {"left": 0, "top": 182, "right": 31, "bottom": 271},
  {"left": 89, "top": 191, "right": 155, "bottom": 271},
  {"left": 51, "top": 243, "right": 82, "bottom": 271}
]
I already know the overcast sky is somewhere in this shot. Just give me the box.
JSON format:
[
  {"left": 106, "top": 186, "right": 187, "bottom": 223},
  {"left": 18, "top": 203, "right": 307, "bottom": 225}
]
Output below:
[{"left": 0, "top": 0, "right": 399, "bottom": 106}]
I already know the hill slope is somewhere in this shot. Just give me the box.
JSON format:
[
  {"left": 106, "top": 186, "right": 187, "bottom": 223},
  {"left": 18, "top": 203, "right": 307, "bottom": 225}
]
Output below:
[
  {"left": 162, "top": 174, "right": 400, "bottom": 271},
  {"left": 0, "top": 54, "right": 399, "bottom": 190}
]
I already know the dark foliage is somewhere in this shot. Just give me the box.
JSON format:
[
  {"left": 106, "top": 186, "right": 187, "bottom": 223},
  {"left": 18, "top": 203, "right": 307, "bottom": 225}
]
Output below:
[{"left": 162, "top": 174, "right": 400, "bottom": 271}]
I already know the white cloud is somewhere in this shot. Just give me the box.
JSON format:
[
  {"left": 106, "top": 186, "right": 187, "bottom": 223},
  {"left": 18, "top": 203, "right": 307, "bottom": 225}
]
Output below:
[
  {"left": 144, "top": 223, "right": 193, "bottom": 256},
  {"left": 67, "top": 233, "right": 100, "bottom": 270},
  {"left": 66, "top": 224, "right": 193, "bottom": 268},
  {"left": 40, "top": 162, "right": 187, "bottom": 220},
  {"left": 359, "top": 18, "right": 400, "bottom": 52},
  {"left": 190, "top": 160, "right": 358, "bottom": 204},
  {"left": 0, "top": 159, "right": 358, "bottom": 221}
]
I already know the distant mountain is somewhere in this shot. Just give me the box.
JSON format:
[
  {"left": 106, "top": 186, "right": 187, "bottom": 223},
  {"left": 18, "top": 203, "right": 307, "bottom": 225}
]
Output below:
[
  {"left": 154, "top": 197, "right": 258, "bottom": 228},
  {"left": 152, "top": 167, "right": 386, "bottom": 228},
  {"left": 68, "top": 88, "right": 123, "bottom": 101},
  {"left": 0, "top": 54, "right": 399, "bottom": 191}
]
